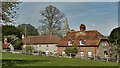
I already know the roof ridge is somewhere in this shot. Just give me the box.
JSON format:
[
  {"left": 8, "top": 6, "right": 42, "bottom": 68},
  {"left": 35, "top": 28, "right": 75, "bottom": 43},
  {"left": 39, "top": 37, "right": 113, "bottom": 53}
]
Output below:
[
  {"left": 22, "top": 35, "right": 59, "bottom": 44},
  {"left": 27, "top": 35, "right": 58, "bottom": 37},
  {"left": 85, "top": 30, "right": 97, "bottom": 31},
  {"left": 74, "top": 30, "right": 97, "bottom": 32}
]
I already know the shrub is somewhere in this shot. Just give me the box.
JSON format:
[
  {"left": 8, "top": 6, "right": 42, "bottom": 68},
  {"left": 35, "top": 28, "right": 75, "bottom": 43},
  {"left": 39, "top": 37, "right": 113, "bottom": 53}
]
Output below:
[
  {"left": 65, "top": 47, "right": 79, "bottom": 57},
  {"left": 26, "top": 46, "right": 34, "bottom": 54}
]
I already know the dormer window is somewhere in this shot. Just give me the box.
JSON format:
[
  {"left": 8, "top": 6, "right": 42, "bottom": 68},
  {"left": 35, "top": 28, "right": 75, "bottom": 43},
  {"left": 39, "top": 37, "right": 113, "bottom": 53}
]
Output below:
[
  {"left": 68, "top": 39, "right": 73, "bottom": 46},
  {"left": 80, "top": 37, "right": 84, "bottom": 45},
  {"left": 80, "top": 40, "right": 84, "bottom": 45}
]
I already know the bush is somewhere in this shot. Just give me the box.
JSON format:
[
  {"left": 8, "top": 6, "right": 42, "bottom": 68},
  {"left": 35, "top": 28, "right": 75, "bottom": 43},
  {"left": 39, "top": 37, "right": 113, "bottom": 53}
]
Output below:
[
  {"left": 65, "top": 47, "right": 78, "bottom": 57},
  {"left": 26, "top": 46, "right": 34, "bottom": 54}
]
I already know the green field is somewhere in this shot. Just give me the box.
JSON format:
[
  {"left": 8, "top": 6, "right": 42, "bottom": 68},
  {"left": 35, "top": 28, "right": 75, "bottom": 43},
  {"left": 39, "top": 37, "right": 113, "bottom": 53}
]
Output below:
[{"left": 1, "top": 53, "right": 119, "bottom": 66}]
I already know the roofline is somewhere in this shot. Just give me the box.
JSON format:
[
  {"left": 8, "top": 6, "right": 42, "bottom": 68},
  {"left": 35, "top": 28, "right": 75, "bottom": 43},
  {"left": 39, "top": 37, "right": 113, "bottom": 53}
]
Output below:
[
  {"left": 75, "top": 30, "right": 97, "bottom": 32},
  {"left": 26, "top": 35, "right": 59, "bottom": 37},
  {"left": 23, "top": 43, "right": 57, "bottom": 45},
  {"left": 57, "top": 45, "right": 98, "bottom": 47}
]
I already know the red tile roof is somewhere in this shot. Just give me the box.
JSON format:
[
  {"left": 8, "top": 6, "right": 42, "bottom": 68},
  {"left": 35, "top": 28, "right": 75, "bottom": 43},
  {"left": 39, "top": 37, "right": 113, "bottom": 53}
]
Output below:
[
  {"left": 3, "top": 43, "right": 10, "bottom": 49},
  {"left": 22, "top": 35, "right": 60, "bottom": 45},
  {"left": 57, "top": 30, "right": 108, "bottom": 47}
]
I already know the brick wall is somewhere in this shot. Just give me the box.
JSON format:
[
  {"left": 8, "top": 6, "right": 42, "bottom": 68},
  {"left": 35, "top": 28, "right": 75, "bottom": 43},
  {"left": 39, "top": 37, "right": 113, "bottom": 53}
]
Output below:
[
  {"left": 57, "top": 41, "right": 110, "bottom": 59},
  {"left": 57, "top": 46, "right": 98, "bottom": 58}
]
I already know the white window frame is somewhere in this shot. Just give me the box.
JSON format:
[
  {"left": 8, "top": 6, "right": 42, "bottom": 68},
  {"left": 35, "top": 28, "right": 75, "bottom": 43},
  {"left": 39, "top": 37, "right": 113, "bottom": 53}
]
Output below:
[
  {"left": 80, "top": 52, "right": 84, "bottom": 57},
  {"left": 80, "top": 40, "right": 84, "bottom": 45},
  {"left": 68, "top": 40, "right": 72, "bottom": 46},
  {"left": 62, "top": 51, "right": 66, "bottom": 55},
  {"left": 88, "top": 51, "right": 92, "bottom": 57}
]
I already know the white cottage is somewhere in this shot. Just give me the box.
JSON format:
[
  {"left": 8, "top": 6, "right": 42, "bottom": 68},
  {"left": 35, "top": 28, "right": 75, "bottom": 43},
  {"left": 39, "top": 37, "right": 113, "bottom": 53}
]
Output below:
[{"left": 22, "top": 35, "right": 59, "bottom": 54}]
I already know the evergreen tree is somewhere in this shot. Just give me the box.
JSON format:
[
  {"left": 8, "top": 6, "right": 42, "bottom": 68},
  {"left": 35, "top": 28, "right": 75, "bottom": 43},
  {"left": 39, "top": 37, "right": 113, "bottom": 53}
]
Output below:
[{"left": 109, "top": 27, "right": 120, "bottom": 63}]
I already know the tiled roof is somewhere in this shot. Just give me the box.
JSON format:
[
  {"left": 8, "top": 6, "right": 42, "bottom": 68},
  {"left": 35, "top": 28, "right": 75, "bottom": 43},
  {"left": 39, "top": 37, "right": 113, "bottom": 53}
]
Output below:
[
  {"left": 3, "top": 43, "right": 10, "bottom": 49},
  {"left": 57, "top": 30, "right": 108, "bottom": 47},
  {"left": 22, "top": 35, "right": 59, "bottom": 45}
]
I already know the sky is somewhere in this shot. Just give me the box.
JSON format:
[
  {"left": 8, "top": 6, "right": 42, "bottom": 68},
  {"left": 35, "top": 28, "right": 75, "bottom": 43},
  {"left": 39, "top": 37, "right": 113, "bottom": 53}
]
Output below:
[
  {"left": 15, "top": 2, "right": 118, "bottom": 36},
  {"left": 19, "top": 0, "right": 120, "bottom": 2}
]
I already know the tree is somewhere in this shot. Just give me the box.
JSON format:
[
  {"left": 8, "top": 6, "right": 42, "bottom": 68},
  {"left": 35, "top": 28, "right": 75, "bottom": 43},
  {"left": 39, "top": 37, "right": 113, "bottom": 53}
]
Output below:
[
  {"left": 109, "top": 43, "right": 119, "bottom": 62},
  {"left": 109, "top": 27, "right": 120, "bottom": 63},
  {"left": 109, "top": 27, "right": 120, "bottom": 44},
  {"left": 17, "top": 24, "right": 39, "bottom": 36},
  {"left": 2, "top": 25, "right": 22, "bottom": 38},
  {"left": 3, "top": 35, "right": 22, "bottom": 50},
  {"left": 38, "top": 25, "right": 49, "bottom": 35},
  {"left": 39, "top": 5, "right": 65, "bottom": 35},
  {"left": 26, "top": 46, "right": 34, "bottom": 54},
  {"left": 2, "top": 25, "right": 23, "bottom": 49},
  {"left": 1, "top": 2, "right": 20, "bottom": 24},
  {"left": 65, "top": 47, "right": 79, "bottom": 57}
]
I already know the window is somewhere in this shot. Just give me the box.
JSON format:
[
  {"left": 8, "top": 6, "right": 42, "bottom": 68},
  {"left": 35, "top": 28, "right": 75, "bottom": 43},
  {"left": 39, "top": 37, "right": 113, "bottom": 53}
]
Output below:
[
  {"left": 80, "top": 40, "right": 84, "bottom": 45},
  {"left": 79, "top": 37, "right": 84, "bottom": 45},
  {"left": 88, "top": 51, "right": 92, "bottom": 57},
  {"left": 80, "top": 52, "right": 84, "bottom": 57},
  {"left": 62, "top": 51, "right": 66, "bottom": 55},
  {"left": 68, "top": 39, "right": 73, "bottom": 46},
  {"left": 68, "top": 41, "right": 72, "bottom": 46},
  {"left": 104, "top": 51, "right": 108, "bottom": 55},
  {"left": 37, "top": 45, "right": 39, "bottom": 47},
  {"left": 104, "top": 51, "right": 108, "bottom": 58}
]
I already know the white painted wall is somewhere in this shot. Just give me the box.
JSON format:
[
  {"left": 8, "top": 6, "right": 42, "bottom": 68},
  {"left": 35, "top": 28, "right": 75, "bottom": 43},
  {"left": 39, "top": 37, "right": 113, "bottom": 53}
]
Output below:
[{"left": 25, "top": 44, "right": 57, "bottom": 54}]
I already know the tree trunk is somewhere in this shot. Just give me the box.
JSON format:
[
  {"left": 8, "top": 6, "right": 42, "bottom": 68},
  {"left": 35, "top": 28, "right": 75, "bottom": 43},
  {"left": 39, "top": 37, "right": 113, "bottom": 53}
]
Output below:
[
  {"left": 117, "top": 55, "right": 119, "bottom": 63},
  {"left": 49, "top": 27, "right": 53, "bottom": 35}
]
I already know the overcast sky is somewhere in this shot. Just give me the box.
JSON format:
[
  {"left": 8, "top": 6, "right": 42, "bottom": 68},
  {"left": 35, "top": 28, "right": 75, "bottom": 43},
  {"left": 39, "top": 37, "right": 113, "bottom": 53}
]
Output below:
[{"left": 15, "top": 2, "right": 118, "bottom": 36}]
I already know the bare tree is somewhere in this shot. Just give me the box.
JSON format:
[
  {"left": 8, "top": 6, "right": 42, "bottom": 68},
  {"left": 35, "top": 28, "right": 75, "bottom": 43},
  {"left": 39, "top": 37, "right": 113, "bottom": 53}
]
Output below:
[
  {"left": 38, "top": 25, "right": 49, "bottom": 35},
  {"left": 39, "top": 5, "right": 65, "bottom": 35}
]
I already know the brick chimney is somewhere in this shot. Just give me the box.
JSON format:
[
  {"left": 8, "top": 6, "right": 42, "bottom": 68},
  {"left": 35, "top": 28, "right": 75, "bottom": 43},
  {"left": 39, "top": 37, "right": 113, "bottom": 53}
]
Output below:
[{"left": 80, "top": 24, "right": 86, "bottom": 31}]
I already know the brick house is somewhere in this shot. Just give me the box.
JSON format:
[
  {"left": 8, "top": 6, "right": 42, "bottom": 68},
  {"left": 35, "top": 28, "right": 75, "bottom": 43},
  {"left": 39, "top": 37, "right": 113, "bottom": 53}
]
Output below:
[
  {"left": 57, "top": 24, "right": 109, "bottom": 59},
  {"left": 22, "top": 35, "right": 59, "bottom": 54}
]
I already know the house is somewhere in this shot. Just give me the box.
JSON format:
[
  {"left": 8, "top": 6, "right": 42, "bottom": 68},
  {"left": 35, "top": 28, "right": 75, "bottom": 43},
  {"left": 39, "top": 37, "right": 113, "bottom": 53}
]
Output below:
[
  {"left": 2, "top": 38, "right": 14, "bottom": 52},
  {"left": 57, "top": 24, "right": 109, "bottom": 59},
  {"left": 22, "top": 35, "right": 59, "bottom": 55}
]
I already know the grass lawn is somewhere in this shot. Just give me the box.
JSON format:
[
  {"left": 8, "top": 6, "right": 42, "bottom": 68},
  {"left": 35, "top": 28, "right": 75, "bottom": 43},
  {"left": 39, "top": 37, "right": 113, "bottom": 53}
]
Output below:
[{"left": 1, "top": 53, "right": 119, "bottom": 66}]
